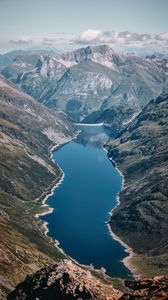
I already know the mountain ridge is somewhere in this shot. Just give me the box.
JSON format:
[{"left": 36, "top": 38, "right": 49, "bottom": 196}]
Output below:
[
  {"left": 106, "top": 92, "right": 168, "bottom": 277},
  {"left": 0, "top": 75, "right": 76, "bottom": 292},
  {"left": 2, "top": 45, "right": 167, "bottom": 124}
]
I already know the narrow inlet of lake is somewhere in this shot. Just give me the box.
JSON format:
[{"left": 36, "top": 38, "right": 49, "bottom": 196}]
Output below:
[{"left": 41, "top": 125, "right": 132, "bottom": 279}]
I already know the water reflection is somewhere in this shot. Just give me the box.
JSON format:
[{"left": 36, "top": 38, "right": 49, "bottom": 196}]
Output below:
[{"left": 75, "top": 125, "right": 114, "bottom": 148}]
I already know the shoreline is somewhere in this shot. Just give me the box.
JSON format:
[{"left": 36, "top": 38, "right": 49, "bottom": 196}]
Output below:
[
  {"left": 34, "top": 131, "right": 80, "bottom": 248},
  {"left": 35, "top": 127, "right": 139, "bottom": 280},
  {"left": 73, "top": 122, "right": 104, "bottom": 127},
  {"left": 106, "top": 154, "right": 140, "bottom": 279}
]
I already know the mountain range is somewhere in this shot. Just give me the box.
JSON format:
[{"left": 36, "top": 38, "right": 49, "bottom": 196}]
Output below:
[{"left": 2, "top": 45, "right": 168, "bottom": 125}]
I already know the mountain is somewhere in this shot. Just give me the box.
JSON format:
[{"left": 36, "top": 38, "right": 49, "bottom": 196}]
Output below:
[
  {"left": 15, "top": 55, "right": 67, "bottom": 103},
  {"left": 105, "top": 92, "right": 168, "bottom": 277},
  {"left": 1, "top": 54, "right": 39, "bottom": 83},
  {"left": 0, "top": 75, "right": 75, "bottom": 292},
  {"left": 0, "top": 49, "right": 58, "bottom": 72},
  {"left": 0, "top": 50, "right": 26, "bottom": 71},
  {"left": 2, "top": 45, "right": 166, "bottom": 124}
]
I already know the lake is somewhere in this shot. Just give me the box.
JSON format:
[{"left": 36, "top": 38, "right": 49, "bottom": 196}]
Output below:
[{"left": 41, "top": 125, "right": 132, "bottom": 279}]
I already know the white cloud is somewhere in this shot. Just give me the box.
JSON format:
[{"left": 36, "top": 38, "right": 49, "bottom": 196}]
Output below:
[
  {"left": 76, "top": 29, "right": 152, "bottom": 45},
  {"left": 78, "top": 29, "right": 102, "bottom": 42},
  {"left": 156, "top": 32, "right": 168, "bottom": 41},
  {"left": 2, "top": 30, "right": 168, "bottom": 55},
  {"left": 9, "top": 38, "right": 32, "bottom": 45},
  {"left": 8, "top": 33, "right": 76, "bottom": 47}
]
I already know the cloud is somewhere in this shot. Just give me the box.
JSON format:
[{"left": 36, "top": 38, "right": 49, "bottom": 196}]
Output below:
[
  {"left": 3, "top": 30, "right": 168, "bottom": 55},
  {"left": 76, "top": 29, "right": 152, "bottom": 45},
  {"left": 9, "top": 38, "right": 32, "bottom": 45},
  {"left": 72, "top": 29, "right": 168, "bottom": 54},
  {"left": 78, "top": 29, "right": 102, "bottom": 43},
  {"left": 8, "top": 33, "right": 75, "bottom": 47},
  {"left": 156, "top": 32, "right": 168, "bottom": 41}
]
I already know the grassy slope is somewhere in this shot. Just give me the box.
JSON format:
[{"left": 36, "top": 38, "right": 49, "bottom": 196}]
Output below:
[
  {"left": 0, "top": 75, "right": 75, "bottom": 292},
  {"left": 106, "top": 94, "right": 168, "bottom": 277}
]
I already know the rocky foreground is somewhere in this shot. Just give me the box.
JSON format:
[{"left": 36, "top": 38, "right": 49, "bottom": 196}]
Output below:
[{"left": 7, "top": 260, "right": 168, "bottom": 300}]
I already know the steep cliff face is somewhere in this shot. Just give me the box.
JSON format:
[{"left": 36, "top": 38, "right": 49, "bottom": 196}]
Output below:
[
  {"left": 0, "top": 75, "right": 75, "bottom": 292},
  {"left": 106, "top": 92, "right": 168, "bottom": 276},
  {"left": 2, "top": 45, "right": 166, "bottom": 123}
]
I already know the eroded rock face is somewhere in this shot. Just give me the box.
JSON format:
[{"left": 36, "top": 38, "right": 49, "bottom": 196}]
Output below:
[
  {"left": 2, "top": 45, "right": 167, "bottom": 123},
  {"left": 120, "top": 276, "right": 168, "bottom": 299},
  {"left": 7, "top": 260, "right": 122, "bottom": 300}
]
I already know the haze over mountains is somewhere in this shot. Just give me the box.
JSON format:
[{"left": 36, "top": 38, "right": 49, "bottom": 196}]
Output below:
[{"left": 2, "top": 45, "right": 168, "bottom": 126}]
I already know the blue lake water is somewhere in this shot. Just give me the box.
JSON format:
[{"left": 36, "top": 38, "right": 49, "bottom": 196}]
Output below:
[{"left": 41, "top": 125, "right": 132, "bottom": 279}]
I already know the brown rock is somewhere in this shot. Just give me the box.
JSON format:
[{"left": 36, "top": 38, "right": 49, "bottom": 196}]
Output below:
[
  {"left": 7, "top": 260, "right": 122, "bottom": 300},
  {"left": 120, "top": 275, "right": 168, "bottom": 299}
]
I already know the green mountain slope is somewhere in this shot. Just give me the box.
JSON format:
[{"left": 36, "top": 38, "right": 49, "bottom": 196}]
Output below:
[
  {"left": 0, "top": 75, "right": 75, "bottom": 292},
  {"left": 106, "top": 92, "right": 168, "bottom": 277}
]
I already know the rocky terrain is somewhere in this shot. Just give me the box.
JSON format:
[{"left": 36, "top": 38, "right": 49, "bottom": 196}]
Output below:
[
  {"left": 2, "top": 45, "right": 167, "bottom": 124},
  {"left": 0, "top": 49, "right": 57, "bottom": 72},
  {"left": 0, "top": 75, "right": 75, "bottom": 294},
  {"left": 120, "top": 275, "right": 168, "bottom": 299},
  {"left": 7, "top": 260, "right": 122, "bottom": 300},
  {"left": 1, "top": 54, "right": 39, "bottom": 83},
  {"left": 7, "top": 260, "right": 168, "bottom": 300},
  {"left": 106, "top": 91, "right": 168, "bottom": 277}
]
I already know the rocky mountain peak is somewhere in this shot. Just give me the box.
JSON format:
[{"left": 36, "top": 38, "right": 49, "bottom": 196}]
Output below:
[{"left": 90, "top": 44, "right": 115, "bottom": 55}]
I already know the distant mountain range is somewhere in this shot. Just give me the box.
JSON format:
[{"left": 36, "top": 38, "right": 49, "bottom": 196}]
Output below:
[
  {"left": 0, "top": 49, "right": 59, "bottom": 72},
  {"left": 2, "top": 45, "right": 168, "bottom": 124}
]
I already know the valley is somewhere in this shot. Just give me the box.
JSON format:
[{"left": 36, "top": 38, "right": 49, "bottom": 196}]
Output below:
[{"left": 0, "top": 45, "right": 168, "bottom": 299}]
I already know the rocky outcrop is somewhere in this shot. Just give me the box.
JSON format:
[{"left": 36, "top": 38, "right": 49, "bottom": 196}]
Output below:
[
  {"left": 7, "top": 260, "right": 122, "bottom": 300},
  {"left": 106, "top": 92, "right": 168, "bottom": 276},
  {"left": 7, "top": 261, "right": 168, "bottom": 300},
  {"left": 0, "top": 288, "right": 6, "bottom": 300},
  {"left": 120, "top": 276, "right": 168, "bottom": 299}
]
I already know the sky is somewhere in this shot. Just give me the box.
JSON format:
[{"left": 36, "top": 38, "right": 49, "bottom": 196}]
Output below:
[{"left": 0, "top": 0, "right": 168, "bottom": 54}]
